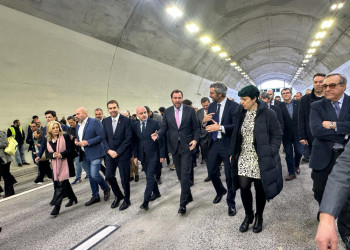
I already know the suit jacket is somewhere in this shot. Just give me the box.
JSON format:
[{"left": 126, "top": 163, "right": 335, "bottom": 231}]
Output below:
[
  {"left": 280, "top": 100, "right": 300, "bottom": 140},
  {"left": 319, "top": 141, "right": 350, "bottom": 218},
  {"left": 158, "top": 104, "right": 199, "bottom": 155},
  {"left": 309, "top": 94, "right": 350, "bottom": 170},
  {"left": 196, "top": 108, "right": 209, "bottom": 141},
  {"left": 102, "top": 115, "right": 132, "bottom": 161},
  {"left": 26, "top": 130, "right": 35, "bottom": 152},
  {"left": 207, "top": 99, "right": 239, "bottom": 149},
  {"left": 132, "top": 118, "right": 165, "bottom": 162},
  {"left": 75, "top": 117, "right": 105, "bottom": 161},
  {"left": 270, "top": 104, "right": 284, "bottom": 133}
]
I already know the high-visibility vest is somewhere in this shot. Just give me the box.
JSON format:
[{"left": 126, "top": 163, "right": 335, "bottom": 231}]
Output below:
[{"left": 9, "top": 126, "right": 23, "bottom": 138}]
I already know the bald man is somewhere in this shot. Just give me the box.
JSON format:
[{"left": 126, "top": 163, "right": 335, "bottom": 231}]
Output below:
[
  {"left": 132, "top": 106, "right": 165, "bottom": 210},
  {"left": 75, "top": 107, "right": 110, "bottom": 206}
]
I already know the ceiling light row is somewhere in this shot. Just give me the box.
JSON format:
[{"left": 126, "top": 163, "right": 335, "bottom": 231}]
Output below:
[
  {"left": 166, "top": 5, "right": 254, "bottom": 85},
  {"left": 331, "top": 2, "right": 344, "bottom": 10}
]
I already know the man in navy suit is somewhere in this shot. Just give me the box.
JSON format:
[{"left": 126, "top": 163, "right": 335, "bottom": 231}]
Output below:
[
  {"left": 203, "top": 82, "right": 239, "bottom": 216},
  {"left": 132, "top": 106, "right": 165, "bottom": 210},
  {"left": 280, "top": 88, "right": 303, "bottom": 180},
  {"left": 75, "top": 107, "right": 110, "bottom": 206},
  {"left": 102, "top": 100, "right": 132, "bottom": 211},
  {"left": 310, "top": 73, "right": 350, "bottom": 245},
  {"left": 152, "top": 89, "right": 199, "bottom": 214}
]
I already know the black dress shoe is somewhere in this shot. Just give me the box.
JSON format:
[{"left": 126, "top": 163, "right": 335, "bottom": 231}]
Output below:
[
  {"left": 252, "top": 213, "right": 263, "bottom": 233},
  {"left": 204, "top": 176, "right": 211, "bottom": 182},
  {"left": 111, "top": 196, "right": 124, "bottom": 209},
  {"left": 50, "top": 205, "right": 61, "bottom": 217},
  {"left": 135, "top": 175, "right": 139, "bottom": 182},
  {"left": 104, "top": 187, "right": 111, "bottom": 201},
  {"left": 129, "top": 177, "right": 134, "bottom": 181},
  {"left": 119, "top": 200, "right": 131, "bottom": 211},
  {"left": 178, "top": 206, "right": 186, "bottom": 214},
  {"left": 65, "top": 197, "right": 78, "bottom": 207},
  {"left": 187, "top": 194, "right": 193, "bottom": 203},
  {"left": 140, "top": 202, "right": 149, "bottom": 210},
  {"left": 213, "top": 190, "right": 227, "bottom": 204},
  {"left": 150, "top": 193, "right": 161, "bottom": 201},
  {"left": 239, "top": 213, "right": 254, "bottom": 232},
  {"left": 156, "top": 178, "right": 162, "bottom": 185},
  {"left": 85, "top": 197, "right": 101, "bottom": 206},
  {"left": 228, "top": 206, "right": 237, "bottom": 216}
]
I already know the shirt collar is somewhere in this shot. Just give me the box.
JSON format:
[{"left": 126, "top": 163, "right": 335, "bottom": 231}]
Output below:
[
  {"left": 112, "top": 113, "right": 120, "bottom": 122},
  {"left": 336, "top": 94, "right": 345, "bottom": 104},
  {"left": 174, "top": 104, "right": 183, "bottom": 111},
  {"left": 217, "top": 97, "right": 227, "bottom": 106},
  {"left": 79, "top": 117, "right": 88, "bottom": 125}
]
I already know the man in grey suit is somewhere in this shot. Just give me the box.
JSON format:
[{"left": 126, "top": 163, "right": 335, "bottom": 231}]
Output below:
[
  {"left": 315, "top": 141, "right": 350, "bottom": 249},
  {"left": 197, "top": 97, "right": 210, "bottom": 165},
  {"left": 152, "top": 89, "right": 199, "bottom": 214}
]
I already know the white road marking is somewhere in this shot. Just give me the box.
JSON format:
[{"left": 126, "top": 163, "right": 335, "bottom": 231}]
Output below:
[
  {"left": 72, "top": 225, "right": 119, "bottom": 250},
  {"left": 0, "top": 183, "right": 53, "bottom": 203}
]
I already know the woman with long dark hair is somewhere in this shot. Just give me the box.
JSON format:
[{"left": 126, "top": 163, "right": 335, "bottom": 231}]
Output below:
[
  {"left": 230, "top": 85, "right": 283, "bottom": 233},
  {"left": 45, "top": 121, "right": 77, "bottom": 217}
]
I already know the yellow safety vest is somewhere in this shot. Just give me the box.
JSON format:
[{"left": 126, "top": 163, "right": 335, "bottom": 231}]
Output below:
[{"left": 9, "top": 126, "right": 23, "bottom": 137}]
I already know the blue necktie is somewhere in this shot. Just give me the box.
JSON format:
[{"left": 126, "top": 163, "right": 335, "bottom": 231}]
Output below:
[
  {"left": 141, "top": 121, "right": 146, "bottom": 138},
  {"left": 212, "top": 103, "right": 221, "bottom": 140},
  {"left": 333, "top": 102, "right": 340, "bottom": 119},
  {"left": 112, "top": 118, "right": 117, "bottom": 133}
]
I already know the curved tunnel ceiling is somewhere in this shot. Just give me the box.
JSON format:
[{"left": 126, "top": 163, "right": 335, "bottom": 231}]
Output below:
[{"left": 1, "top": 0, "right": 349, "bottom": 91}]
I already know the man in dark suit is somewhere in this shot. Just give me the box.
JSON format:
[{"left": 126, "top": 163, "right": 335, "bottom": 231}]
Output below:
[
  {"left": 267, "top": 89, "right": 282, "bottom": 106},
  {"left": 310, "top": 73, "right": 350, "bottom": 245},
  {"left": 152, "top": 89, "right": 199, "bottom": 214},
  {"left": 197, "top": 97, "right": 210, "bottom": 166},
  {"left": 132, "top": 106, "right": 165, "bottom": 210},
  {"left": 260, "top": 91, "right": 284, "bottom": 132},
  {"left": 203, "top": 82, "right": 239, "bottom": 216},
  {"left": 280, "top": 88, "right": 303, "bottom": 180},
  {"left": 102, "top": 100, "right": 132, "bottom": 211},
  {"left": 298, "top": 73, "right": 325, "bottom": 163},
  {"left": 75, "top": 107, "right": 110, "bottom": 206},
  {"left": 315, "top": 141, "right": 350, "bottom": 249}
]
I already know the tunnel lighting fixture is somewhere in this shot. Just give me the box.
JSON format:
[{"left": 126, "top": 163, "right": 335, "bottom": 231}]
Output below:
[
  {"left": 321, "top": 19, "right": 334, "bottom": 29},
  {"left": 200, "top": 36, "right": 211, "bottom": 44},
  {"left": 211, "top": 46, "right": 221, "bottom": 52},
  {"left": 331, "top": 3, "right": 338, "bottom": 10},
  {"left": 225, "top": 58, "right": 231, "bottom": 61},
  {"left": 235, "top": 66, "right": 240, "bottom": 70},
  {"left": 308, "top": 48, "right": 316, "bottom": 54},
  {"left": 338, "top": 2, "right": 344, "bottom": 8},
  {"left": 311, "top": 40, "right": 321, "bottom": 47},
  {"left": 237, "top": 68, "right": 242, "bottom": 72},
  {"left": 230, "top": 62, "right": 237, "bottom": 66},
  {"left": 305, "top": 54, "right": 312, "bottom": 59},
  {"left": 302, "top": 59, "right": 309, "bottom": 63},
  {"left": 166, "top": 6, "right": 183, "bottom": 18},
  {"left": 315, "top": 31, "right": 327, "bottom": 39},
  {"left": 186, "top": 23, "right": 199, "bottom": 33},
  {"left": 219, "top": 52, "right": 227, "bottom": 58}
]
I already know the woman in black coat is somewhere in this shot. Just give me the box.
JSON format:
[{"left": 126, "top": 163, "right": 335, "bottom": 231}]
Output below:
[{"left": 230, "top": 85, "right": 283, "bottom": 233}]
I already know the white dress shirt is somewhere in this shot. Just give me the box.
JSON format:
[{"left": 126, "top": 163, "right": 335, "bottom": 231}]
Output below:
[{"left": 78, "top": 117, "right": 88, "bottom": 151}]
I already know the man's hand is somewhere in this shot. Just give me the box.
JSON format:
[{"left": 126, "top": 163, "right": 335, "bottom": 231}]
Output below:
[
  {"left": 299, "top": 139, "right": 308, "bottom": 145},
  {"left": 108, "top": 150, "right": 118, "bottom": 158},
  {"left": 189, "top": 140, "right": 197, "bottom": 151},
  {"left": 322, "top": 121, "right": 336, "bottom": 129},
  {"left": 35, "top": 157, "right": 40, "bottom": 163},
  {"left": 315, "top": 213, "right": 338, "bottom": 250},
  {"left": 76, "top": 140, "right": 89, "bottom": 147},
  {"left": 203, "top": 113, "right": 215, "bottom": 124},
  {"left": 69, "top": 134, "right": 74, "bottom": 140},
  {"left": 134, "top": 158, "right": 138, "bottom": 166},
  {"left": 160, "top": 158, "right": 165, "bottom": 163},
  {"left": 151, "top": 130, "right": 158, "bottom": 141},
  {"left": 205, "top": 120, "right": 220, "bottom": 132}
]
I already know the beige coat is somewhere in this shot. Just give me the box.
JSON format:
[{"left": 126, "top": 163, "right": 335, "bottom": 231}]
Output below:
[{"left": 0, "top": 131, "right": 13, "bottom": 164}]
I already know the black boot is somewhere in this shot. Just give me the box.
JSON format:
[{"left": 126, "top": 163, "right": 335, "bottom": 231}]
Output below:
[
  {"left": 50, "top": 205, "right": 61, "bottom": 217},
  {"left": 253, "top": 213, "right": 263, "bottom": 233},
  {"left": 65, "top": 197, "right": 78, "bottom": 207},
  {"left": 239, "top": 213, "right": 254, "bottom": 232}
]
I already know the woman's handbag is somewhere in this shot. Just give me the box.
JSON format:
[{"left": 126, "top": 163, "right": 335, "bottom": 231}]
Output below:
[{"left": 4, "top": 137, "right": 18, "bottom": 156}]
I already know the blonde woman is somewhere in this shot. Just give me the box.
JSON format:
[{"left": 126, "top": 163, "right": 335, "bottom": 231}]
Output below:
[{"left": 46, "top": 121, "right": 77, "bottom": 217}]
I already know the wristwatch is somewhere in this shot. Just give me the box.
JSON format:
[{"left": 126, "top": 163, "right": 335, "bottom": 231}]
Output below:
[{"left": 329, "top": 122, "right": 334, "bottom": 129}]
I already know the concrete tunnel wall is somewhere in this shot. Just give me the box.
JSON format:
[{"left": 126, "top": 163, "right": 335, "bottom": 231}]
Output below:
[{"left": 0, "top": 5, "right": 240, "bottom": 137}]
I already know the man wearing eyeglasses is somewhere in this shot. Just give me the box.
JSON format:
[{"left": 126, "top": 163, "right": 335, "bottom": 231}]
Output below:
[
  {"left": 280, "top": 88, "right": 303, "bottom": 181},
  {"left": 298, "top": 73, "right": 326, "bottom": 165},
  {"left": 310, "top": 73, "right": 350, "bottom": 247}
]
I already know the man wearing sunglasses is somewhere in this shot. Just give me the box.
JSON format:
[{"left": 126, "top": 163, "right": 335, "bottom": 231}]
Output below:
[{"left": 310, "top": 73, "right": 350, "bottom": 247}]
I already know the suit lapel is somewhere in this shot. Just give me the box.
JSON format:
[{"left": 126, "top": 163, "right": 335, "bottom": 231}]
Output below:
[
  {"left": 292, "top": 101, "right": 298, "bottom": 120},
  {"left": 82, "top": 117, "right": 90, "bottom": 140},
  {"left": 324, "top": 99, "right": 338, "bottom": 121},
  {"left": 179, "top": 106, "right": 186, "bottom": 129}
]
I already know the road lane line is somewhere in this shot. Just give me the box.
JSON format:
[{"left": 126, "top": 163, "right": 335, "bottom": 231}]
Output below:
[{"left": 0, "top": 183, "right": 52, "bottom": 203}]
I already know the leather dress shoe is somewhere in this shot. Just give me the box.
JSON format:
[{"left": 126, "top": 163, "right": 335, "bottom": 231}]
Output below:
[
  {"left": 187, "top": 194, "right": 193, "bottom": 203},
  {"left": 85, "top": 197, "right": 101, "bottom": 206},
  {"left": 135, "top": 175, "right": 139, "bottom": 182},
  {"left": 119, "top": 200, "right": 131, "bottom": 211},
  {"left": 129, "top": 176, "right": 134, "bottom": 181},
  {"left": 140, "top": 202, "right": 149, "bottom": 210},
  {"left": 285, "top": 174, "right": 296, "bottom": 181},
  {"left": 150, "top": 193, "right": 161, "bottom": 201},
  {"left": 50, "top": 205, "right": 61, "bottom": 217},
  {"left": 213, "top": 190, "right": 227, "bottom": 204},
  {"left": 228, "top": 206, "right": 237, "bottom": 216},
  {"left": 295, "top": 167, "right": 300, "bottom": 175},
  {"left": 204, "top": 176, "right": 211, "bottom": 182},
  {"left": 65, "top": 197, "right": 78, "bottom": 207},
  {"left": 111, "top": 196, "right": 124, "bottom": 209},
  {"left": 252, "top": 213, "right": 263, "bottom": 233},
  {"left": 104, "top": 187, "right": 111, "bottom": 201},
  {"left": 178, "top": 206, "right": 186, "bottom": 214},
  {"left": 156, "top": 178, "right": 162, "bottom": 185},
  {"left": 240, "top": 213, "right": 254, "bottom": 232}
]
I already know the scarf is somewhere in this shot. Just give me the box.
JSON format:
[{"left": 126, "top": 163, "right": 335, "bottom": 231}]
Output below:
[{"left": 47, "top": 135, "right": 69, "bottom": 181}]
